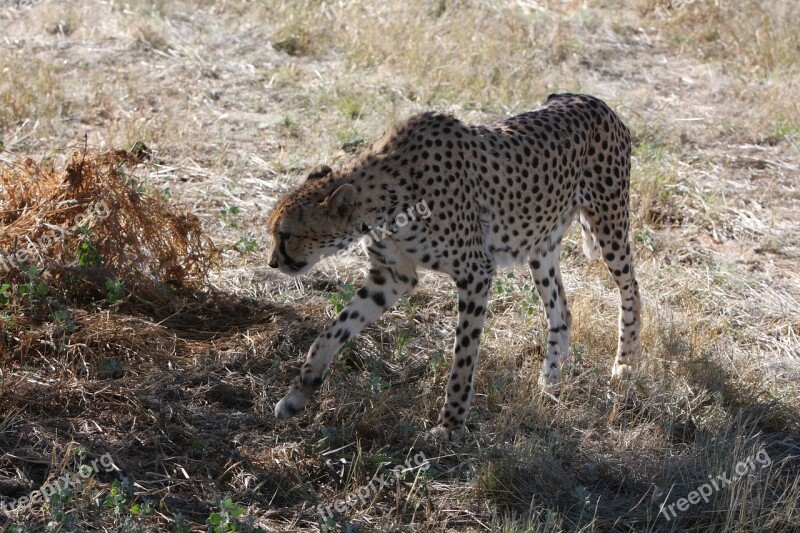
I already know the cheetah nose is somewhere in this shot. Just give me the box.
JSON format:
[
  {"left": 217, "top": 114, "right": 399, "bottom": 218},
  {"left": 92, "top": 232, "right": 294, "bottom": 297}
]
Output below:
[{"left": 268, "top": 257, "right": 279, "bottom": 268}]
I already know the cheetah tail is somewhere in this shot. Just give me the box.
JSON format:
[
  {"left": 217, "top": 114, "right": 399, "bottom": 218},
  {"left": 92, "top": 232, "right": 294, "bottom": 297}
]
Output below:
[{"left": 579, "top": 210, "right": 601, "bottom": 261}]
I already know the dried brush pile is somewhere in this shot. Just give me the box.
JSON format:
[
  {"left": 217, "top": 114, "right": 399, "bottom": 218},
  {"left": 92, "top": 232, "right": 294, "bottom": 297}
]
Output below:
[
  {"left": 0, "top": 148, "right": 218, "bottom": 362},
  {"left": 0, "top": 148, "right": 215, "bottom": 288}
]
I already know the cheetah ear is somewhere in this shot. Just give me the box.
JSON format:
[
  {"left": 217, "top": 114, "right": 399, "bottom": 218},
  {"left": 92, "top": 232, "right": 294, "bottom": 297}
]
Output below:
[
  {"left": 306, "top": 165, "right": 333, "bottom": 182},
  {"left": 323, "top": 184, "right": 357, "bottom": 221}
]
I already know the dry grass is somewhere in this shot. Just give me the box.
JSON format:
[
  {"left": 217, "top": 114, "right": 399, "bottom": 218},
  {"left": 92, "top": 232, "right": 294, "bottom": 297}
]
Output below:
[
  {"left": 640, "top": 0, "right": 800, "bottom": 73},
  {"left": 0, "top": 0, "right": 799, "bottom": 532}
]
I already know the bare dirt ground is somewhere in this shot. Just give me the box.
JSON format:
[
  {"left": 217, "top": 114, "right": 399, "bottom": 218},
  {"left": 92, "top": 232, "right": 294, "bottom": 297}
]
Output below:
[{"left": 1, "top": 1, "right": 798, "bottom": 532}]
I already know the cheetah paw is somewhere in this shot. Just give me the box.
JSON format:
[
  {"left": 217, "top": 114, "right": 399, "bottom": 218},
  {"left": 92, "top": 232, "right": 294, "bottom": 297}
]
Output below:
[
  {"left": 538, "top": 372, "right": 561, "bottom": 395},
  {"left": 428, "top": 425, "right": 465, "bottom": 443},
  {"left": 611, "top": 363, "right": 633, "bottom": 381},
  {"left": 274, "top": 392, "right": 309, "bottom": 419}
]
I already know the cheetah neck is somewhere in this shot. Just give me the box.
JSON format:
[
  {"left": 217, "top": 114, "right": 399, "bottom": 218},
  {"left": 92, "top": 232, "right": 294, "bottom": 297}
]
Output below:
[{"left": 338, "top": 162, "right": 409, "bottom": 239}]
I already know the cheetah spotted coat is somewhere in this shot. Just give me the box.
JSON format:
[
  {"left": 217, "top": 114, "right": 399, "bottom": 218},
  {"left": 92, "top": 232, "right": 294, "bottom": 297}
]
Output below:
[{"left": 268, "top": 93, "right": 641, "bottom": 440}]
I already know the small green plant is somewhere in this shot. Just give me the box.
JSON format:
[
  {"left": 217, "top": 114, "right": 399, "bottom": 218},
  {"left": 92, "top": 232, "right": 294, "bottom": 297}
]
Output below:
[
  {"left": 105, "top": 278, "right": 125, "bottom": 302},
  {"left": 207, "top": 497, "right": 245, "bottom": 533},
  {"left": 130, "top": 499, "right": 154, "bottom": 517},
  {"left": 335, "top": 93, "right": 364, "bottom": 120},
  {"left": 521, "top": 282, "right": 540, "bottom": 316},
  {"left": 102, "top": 478, "right": 135, "bottom": 517},
  {"left": 19, "top": 266, "right": 48, "bottom": 300},
  {"left": 635, "top": 228, "right": 655, "bottom": 252},
  {"left": 51, "top": 309, "right": 75, "bottom": 332},
  {"left": 234, "top": 232, "right": 258, "bottom": 254},
  {"left": 367, "top": 373, "right": 391, "bottom": 395},
  {"left": 772, "top": 116, "right": 800, "bottom": 141},
  {"left": 76, "top": 227, "right": 102, "bottom": 267},
  {"left": 47, "top": 487, "right": 76, "bottom": 531},
  {"left": 0, "top": 282, "right": 11, "bottom": 305},
  {"left": 124, "top": 174, "right": 152, "bottom": 195},
  {"left": 328, "top": 283, "right": 356, "bottom": 314},
  {"left": 174, "top": 513, "right": 191, "bottom": 533},
  {"left": 429, "top": 348, "right": 446, "bottom": 371},
  {"left": 220, "top": 206, "right": 241, "bottom": 228},
  {"left": 335, "top": 126, "right": 367, "bottom": 153},
  {"left": 99, "top": 477, "right": 153, "bottom": 531},
  {"left": 394, "top": 329, "right": 412, "bottom": 363},
  {"left": 280, "top": 114, "right": 302, "bottom": 137},
  {"left": 493, "top": 271, "right": 517, "bottom": 297}
]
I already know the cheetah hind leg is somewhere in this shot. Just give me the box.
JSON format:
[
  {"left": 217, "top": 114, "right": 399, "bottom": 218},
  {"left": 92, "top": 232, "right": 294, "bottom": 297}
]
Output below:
[
  {"left": 584, "top": 210, "right": 642, "bottom": 382},
  {"left": 579, "top": 210, "right": 601, "bottom": 261}
]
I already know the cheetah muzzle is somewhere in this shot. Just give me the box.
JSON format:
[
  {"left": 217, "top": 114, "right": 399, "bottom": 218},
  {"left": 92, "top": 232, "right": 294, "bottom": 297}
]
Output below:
[{"left": 268, "top": 93, "right": 641, "bottom": 441}]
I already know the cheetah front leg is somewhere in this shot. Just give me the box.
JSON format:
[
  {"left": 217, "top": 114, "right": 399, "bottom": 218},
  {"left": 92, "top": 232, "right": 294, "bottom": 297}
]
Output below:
[
  {"left": 275, "top": 259, "right": 417, "bottom": 419},
  {"left": 431, "top": 273, "right": 493, "bottom": 441}
]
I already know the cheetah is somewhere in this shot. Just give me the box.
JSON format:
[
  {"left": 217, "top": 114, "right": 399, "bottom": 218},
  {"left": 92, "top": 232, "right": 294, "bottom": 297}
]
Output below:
[{"left": 268, "top": 93, "right": 641, "bottom": 440}]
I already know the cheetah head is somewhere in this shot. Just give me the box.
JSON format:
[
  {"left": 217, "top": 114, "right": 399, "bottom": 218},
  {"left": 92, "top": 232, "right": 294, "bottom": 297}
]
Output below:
[{"left": 267, "top": 165, "right": 358, "bottom": 276}]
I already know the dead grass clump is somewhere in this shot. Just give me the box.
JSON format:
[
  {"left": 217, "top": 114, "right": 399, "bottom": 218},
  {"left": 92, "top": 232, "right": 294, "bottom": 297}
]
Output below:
[
  {"left": 0, "top": 147, "right": 218, "bottom": 364},
  {"left": 0, "top": 148, "right": 215, "bottom": 290}
]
